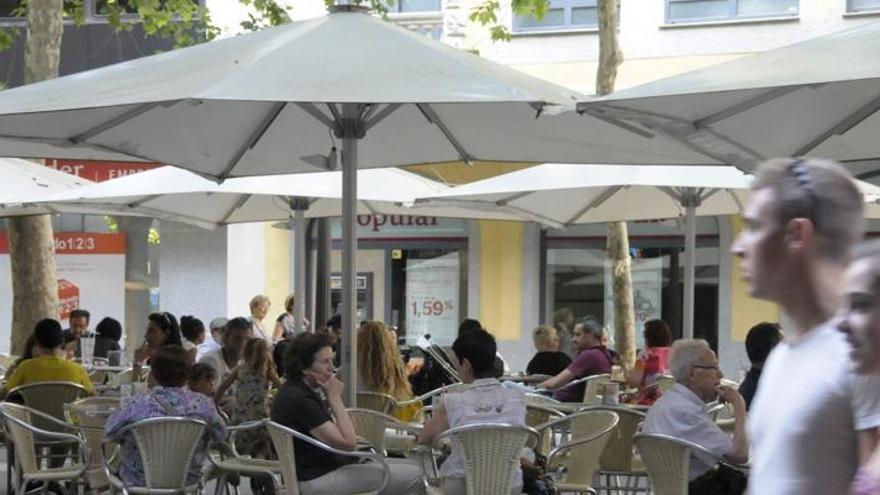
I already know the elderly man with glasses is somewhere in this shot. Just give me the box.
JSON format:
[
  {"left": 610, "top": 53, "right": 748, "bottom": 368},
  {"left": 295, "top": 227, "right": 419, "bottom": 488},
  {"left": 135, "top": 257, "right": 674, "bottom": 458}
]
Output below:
[{"left": 643, "top": 339, "right": 748, "bottom": 494}]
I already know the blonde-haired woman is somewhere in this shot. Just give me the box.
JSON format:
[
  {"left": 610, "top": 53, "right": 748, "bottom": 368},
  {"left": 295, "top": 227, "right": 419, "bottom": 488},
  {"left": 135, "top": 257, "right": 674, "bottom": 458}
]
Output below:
[
  {"left": 357, "top": 321, "right": 418, "bottom": 421},
  {"left": 249, "top": 294, "right": 271, "bottom": 343}
]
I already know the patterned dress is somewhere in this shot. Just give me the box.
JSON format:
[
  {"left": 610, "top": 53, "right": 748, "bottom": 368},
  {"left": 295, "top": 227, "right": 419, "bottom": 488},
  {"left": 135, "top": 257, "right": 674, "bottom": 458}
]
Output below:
[
  {"left": 231, "top": 368, "right": 273, "bottom": 458},
  {"left": 104, "top": 386, "right": 226, "bottom": 487}
]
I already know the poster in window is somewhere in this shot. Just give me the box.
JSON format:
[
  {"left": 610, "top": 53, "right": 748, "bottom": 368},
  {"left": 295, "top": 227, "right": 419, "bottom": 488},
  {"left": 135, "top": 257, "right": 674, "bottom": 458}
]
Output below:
[
  {"left": 603, "top": 257, "right": 663, "bottom": 350},
  {"left": 405, "top": 252, "right": 459, "bottom": 346}
]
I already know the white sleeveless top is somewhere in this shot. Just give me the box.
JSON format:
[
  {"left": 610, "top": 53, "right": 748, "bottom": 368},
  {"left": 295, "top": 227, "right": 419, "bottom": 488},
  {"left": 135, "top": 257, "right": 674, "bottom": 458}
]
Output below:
[{"left": 439, "top": 378, "right": 526, "bottom": 487}]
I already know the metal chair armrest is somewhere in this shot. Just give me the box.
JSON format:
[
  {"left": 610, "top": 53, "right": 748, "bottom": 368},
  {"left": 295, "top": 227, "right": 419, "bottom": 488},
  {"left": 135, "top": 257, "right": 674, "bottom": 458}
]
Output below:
[
  {"left": 269, "top": 421, "right": 391, "bottom": 493},
  {"left": 3, "top": 412, "right": 91, "bottom": 473}
]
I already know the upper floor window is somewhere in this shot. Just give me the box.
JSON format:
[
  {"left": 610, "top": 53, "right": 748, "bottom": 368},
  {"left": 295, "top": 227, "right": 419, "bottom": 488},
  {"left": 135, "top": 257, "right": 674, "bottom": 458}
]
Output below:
[
  {"left": 848, "top": 0, "right": 880, "bottom": 13},
  {"left": 388, "top": 0, "right": 442, "bottom": 13},
  {"left": 666, "top": 0, "right": 798, "bottom": 24},
  {"left": 513, "top": 0, "right": 597, "bottom": 32}
]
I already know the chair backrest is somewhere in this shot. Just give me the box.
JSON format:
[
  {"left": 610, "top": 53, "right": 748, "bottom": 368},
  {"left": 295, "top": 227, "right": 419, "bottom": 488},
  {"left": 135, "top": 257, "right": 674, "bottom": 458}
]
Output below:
[
  {"left": 67, "top": 397, "right": 120, "bottom": 488},
  {"left": 656, "top": 375, "right": 675, "bottom": 393},
  {"left": 356, "top": 392, "right": 397, "bottom": 415},
  {"left": 438, "top": 423, "right": 539, "bottom": 495},
  {"left": 582, "top": 374, "right": 612, "bottom": 404},
  {"left": 0, "top": 402, "right": 42, "bottom": 475},
  {"left": 548, "top": 410, "right": 619, "bottom": 488},
  {"left": 525, "top": 393, "right": 561, "bottom": 406},
  {"left": 526, "top": 404, "right": 563, "bottom": 454},
  {"left": 266, "top": 421, "right": 301, "bottom": 495},
  {"left": 348, "top": 408, "right": 396, "bottom": 454},
  {"left": 118, "top": 416, "right": 207, "bottom": 490},
  {"left": 634, "top": 433, "right": 720, "bottom": 495},
  {"left": 582, "top": 405, "right": 646, "bottom": 472},
  {"left": 10, "top": 381, "right": 88, "bottom": 432}
]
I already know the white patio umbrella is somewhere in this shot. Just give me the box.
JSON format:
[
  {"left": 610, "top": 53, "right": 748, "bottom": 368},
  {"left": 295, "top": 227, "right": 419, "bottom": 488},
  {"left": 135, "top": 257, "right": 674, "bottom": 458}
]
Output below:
[
  {"left": 0, "top": 159, "right": 92, "bottom": 216},
  {"left": 0, "top": 5, "right": 715, "bottom": 400},
  {"left": 26, "top": 165, "right": 519, "bottom": 337},
  {"left": 416, "top": 163, "right": 880, "bottom": 338},
  {"left": 578, "top": 23, "right": 880, "bottom": 172}
]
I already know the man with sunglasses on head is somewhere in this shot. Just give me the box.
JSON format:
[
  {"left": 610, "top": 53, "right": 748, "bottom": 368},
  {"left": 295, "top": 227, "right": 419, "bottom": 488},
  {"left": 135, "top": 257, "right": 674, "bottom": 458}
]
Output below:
[{"left": 731, "top": 158, "right": 880, "bottom": 494}]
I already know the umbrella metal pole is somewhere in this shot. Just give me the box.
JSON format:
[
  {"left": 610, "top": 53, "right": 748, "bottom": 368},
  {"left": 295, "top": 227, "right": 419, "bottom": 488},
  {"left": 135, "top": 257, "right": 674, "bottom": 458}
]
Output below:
[
  {"left": 340, "top": 102, "right": 359, "bottom": 406},
  {"left": 294, "top": 207, "right": 307, "bottom": 334},
  {"left": 683, "top": 196, "right": 697, "bottom": 340}
]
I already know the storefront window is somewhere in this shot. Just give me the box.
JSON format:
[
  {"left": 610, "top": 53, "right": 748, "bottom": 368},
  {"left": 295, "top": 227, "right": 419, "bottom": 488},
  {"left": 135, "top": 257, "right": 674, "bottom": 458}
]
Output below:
[{"left": 543, "top": 219, "right": 721, "bottom": 350}]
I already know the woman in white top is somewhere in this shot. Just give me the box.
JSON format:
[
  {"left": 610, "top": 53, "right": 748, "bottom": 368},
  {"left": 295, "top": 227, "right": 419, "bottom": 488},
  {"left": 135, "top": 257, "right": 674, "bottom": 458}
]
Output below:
[
  {"left": 418, "top": 329, "right": 526, "bottom": 495},
  {"left": 248, "top": 294, "right": 272, "bottom": 343}
]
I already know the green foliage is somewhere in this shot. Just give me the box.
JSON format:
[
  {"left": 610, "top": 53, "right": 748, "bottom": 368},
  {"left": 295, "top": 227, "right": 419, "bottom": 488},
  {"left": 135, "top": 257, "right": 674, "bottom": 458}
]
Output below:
[
  {"left": 470, "top": 0, "right": 549, "bottom": 42},
  {"left": 102, "top": 0, "right": 218, "bottom": 48},
  {"left": 239, "top": 0, "right": 291, "bottom": 32}
]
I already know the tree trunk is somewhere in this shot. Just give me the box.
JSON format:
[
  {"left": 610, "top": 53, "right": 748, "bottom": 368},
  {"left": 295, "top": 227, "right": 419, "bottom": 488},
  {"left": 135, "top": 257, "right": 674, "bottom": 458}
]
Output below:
[
  {"left": 595, "top": 0, "right": 635, "bottom": 368},
  {"left": 595, "top": 0, "right": 622, "bottom": 97},
  {"left": 6, "top": 0, "right": 64, "bottom": 355}
]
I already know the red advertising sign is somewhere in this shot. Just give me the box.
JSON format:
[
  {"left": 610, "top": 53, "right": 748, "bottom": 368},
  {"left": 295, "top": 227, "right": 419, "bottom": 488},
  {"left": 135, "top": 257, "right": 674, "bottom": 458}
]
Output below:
[
  {"left": 0, "top": 232, "right": 126, "bottom": 255},
  {"left": 44, "top": 159, "right": 162, "bottom": 182}
]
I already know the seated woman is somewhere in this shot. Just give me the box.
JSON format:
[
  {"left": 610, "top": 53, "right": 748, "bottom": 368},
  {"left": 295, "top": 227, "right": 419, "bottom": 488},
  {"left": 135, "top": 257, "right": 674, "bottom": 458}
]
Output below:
[
  {"left": 271, "top": 333, "right": 425, "bottom": 495},
  {"left": 104, "top": 345, "right": 226, "bottom": 487},
  {"left": 93, "top": 317, "right": 122, "bottom": 360},
  {"left": 418, "top": 329, "right": 527, "bottom": 495},
  {"left": 525, "top": 325, "right": 571, "bottom": 377},
  {"left": 626, "top": 319, "right": 673, "bottom": 405},
  {"left": 357, "top": 321, "right": 419, "bottom": 421}
]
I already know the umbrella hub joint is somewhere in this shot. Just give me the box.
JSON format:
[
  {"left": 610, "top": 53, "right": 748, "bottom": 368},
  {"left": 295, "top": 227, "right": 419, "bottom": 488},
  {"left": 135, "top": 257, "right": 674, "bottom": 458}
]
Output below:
[
  {"left": 289, "top": 197, "right": 310, "bottom": 211},
  {"left": 334, "top": 117, "right": 366, "bottom": 139}
]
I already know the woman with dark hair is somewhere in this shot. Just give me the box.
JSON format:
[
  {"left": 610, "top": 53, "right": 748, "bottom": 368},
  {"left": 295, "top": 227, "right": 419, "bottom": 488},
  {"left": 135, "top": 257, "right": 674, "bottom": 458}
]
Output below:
[
  {"left": 94, "top": 317, "right": 122, "bottom": 359},
  {"left": 105, "top": 345, "right": 225, "bottom": 487},
  {"left": 134, "top": 312, "right": 182, "bottom": 366},
  {"left": 626, "top": 319, "right": 673, "bottom": 405},
  {"left": 271, "top": 333, "right": 425, "bottom": 494}
]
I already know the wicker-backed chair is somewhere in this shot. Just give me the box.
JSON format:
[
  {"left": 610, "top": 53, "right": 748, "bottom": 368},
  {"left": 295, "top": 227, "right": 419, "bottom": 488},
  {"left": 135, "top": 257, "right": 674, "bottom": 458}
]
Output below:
[
  {"left": 525, "top": 393, "right": 561, "bottom": 406},
  {"left": 103, "top": 416, "right": 209, "bottom": 494},
  {"left": 525, "top": 404, "right": 564, "bottom": 455},
  {"left": 356, "top": 392, "right": 397, "bottom": 415},
  {"left": 0, "top": 402, "right": 89, "bottom": 495},
  {"left": 535, "top": 410, "right": 618, "bottom": 494},
  {"left": 209, "top": 419, "right": 281, "bottom": 495},
  {"left": 65, "top": 396, "right": 121, "bottom": 491},
  {"left": 266, "top": 420, "right": 391, "bottom": 495},
  {"left": 582, "top": 405, "right": 648, "bottom": 494},
  {"left": 9, "top": 381, "right": 89, "bottom": 432},
  {"left": 634, "top": 433, "right": 723, "bottom": 495},
  {"left": 656, "top": 375, "right": 675, "bottom": 393},
  {"left": 347, "top": 408, "right": 421, "bottom": 456},
  {"left": 436, "top": 423, "right": 540, "bottom": 495}
]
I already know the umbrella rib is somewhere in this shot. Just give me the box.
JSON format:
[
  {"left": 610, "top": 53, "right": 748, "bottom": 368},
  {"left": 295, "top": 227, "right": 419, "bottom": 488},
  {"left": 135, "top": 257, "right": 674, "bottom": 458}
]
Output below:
[
  {"left": 364, "top": 104, "right": 402, "bottom": 132},
  {"left": 219, "top": 193, "right": 253, "bottom": 224},
  {"left": 584, "top": 111, "right": 655, "bottom": 139},
  {"left": 69, "top": 101, "right": 175, "bottom": 143},
  {"left": 128, "top": 194, "right": 163, "bottom": 208},
  {"left": 695, "top": 86, "right": 808, "bottom": 127},
  {"left": 361, "top": 200, "right": 379, "bottom": 215},
  {"left": 416, "top": 103, "right": 474, "bottom": 165},
  {"left": 296, "top": 103, "right": 336, "bottom": 130},
  {"left": 495, "top": 191, "right": 534, "bottom": 206},
  {"left": 793, "top": 91, "right": 880, "bottom": 157},
  {"left": 563, "top": 185, "right": 623, "bottom": 226},
  {"left": 585, "top": 104, "right": 764, "bottom": 170},
  {"left": 218, "top": 102, "right": 287, "bottom": 181}
]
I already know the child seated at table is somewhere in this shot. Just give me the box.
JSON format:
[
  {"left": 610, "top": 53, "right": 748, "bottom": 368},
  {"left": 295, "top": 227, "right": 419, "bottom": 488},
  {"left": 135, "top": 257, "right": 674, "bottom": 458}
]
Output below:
[{"left": 187, "top": 362, "right": 218, "bottom": 398}]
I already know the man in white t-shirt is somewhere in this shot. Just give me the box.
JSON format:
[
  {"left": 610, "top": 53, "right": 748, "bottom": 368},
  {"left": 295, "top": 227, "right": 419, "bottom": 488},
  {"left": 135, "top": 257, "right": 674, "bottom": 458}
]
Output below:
[{"left": 731, "top": 158, "right": 880, "bottom": 494}]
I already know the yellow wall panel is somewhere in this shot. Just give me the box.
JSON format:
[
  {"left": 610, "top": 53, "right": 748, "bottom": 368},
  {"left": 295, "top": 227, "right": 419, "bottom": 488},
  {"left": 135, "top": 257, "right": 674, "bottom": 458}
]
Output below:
[
  {"left": 479, "top": 220, "right": 523, "bottom": 341},
  {"left": 264, "top": 223, "right": 291, "bottom": 318},
  {"left": 729, "top": 215, "right": 780, "bottom": 342}
]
